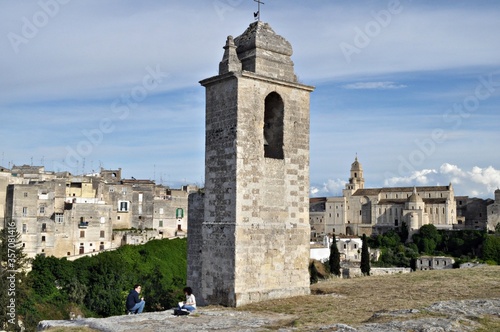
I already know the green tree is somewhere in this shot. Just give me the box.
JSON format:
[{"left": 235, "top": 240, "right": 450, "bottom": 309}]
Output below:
[
  {"left": 413, "top": 224, "right": 441, "bottom": 254},
  {"left": 482, "top": 235, "right": 500, "bottom": 264},
  {"left": 360, "top": 234, "right": 370, "bottom": 276},
  {"left": 328, "top": 235, "right": 341, "bottom": 277},
  {"left": 399, "top": 221, "right": 409, "bottom": 243}
]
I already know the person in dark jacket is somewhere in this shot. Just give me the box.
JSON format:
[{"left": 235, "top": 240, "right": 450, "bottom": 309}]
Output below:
[{"left": 126, "top": 284, "right": 145, "bottom": 314}]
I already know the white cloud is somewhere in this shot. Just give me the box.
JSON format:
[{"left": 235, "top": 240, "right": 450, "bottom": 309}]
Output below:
[
  {"left": 381, "top": 164, "right": 500, "bottom": 198},
  {"left": 384, "top": 169, "right": 437, "bottom": 187},
  {"left": 311, "top": 179, "right": 346, "bottom": 197},
  {"left": 342, "top": 81, "right": 407, "bottom": 90},
  {"left": 467, "top": 166, "right": 500, "bottom": 193}
]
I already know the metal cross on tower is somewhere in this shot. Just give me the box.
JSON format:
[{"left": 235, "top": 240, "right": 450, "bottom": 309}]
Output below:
[{"left": 253, "top": 0, "right": 264, "bottom": 21}]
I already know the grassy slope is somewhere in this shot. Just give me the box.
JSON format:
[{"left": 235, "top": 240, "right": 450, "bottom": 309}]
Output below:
[{"left": 239, "top": 265, "right": 500, "bottom": 328}]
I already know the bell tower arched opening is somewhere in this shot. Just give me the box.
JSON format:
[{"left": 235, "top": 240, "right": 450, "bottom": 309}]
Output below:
[{"left": 263, "top": 92, "right": 284, "bottom": 159}]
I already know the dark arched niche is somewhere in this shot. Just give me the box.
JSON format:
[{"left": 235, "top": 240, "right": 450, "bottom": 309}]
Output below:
[{"left": 263, "top": 92, "right": 284, "bottom": 159}]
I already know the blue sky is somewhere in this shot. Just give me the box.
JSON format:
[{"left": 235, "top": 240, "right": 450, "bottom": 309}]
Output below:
[{"left": 1, "top": 0, "right": 499, "bottom": 198}]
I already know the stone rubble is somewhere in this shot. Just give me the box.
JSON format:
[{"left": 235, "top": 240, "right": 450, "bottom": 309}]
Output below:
[{"left": 38, "top": 298, "right": 500, "bottom": 332}]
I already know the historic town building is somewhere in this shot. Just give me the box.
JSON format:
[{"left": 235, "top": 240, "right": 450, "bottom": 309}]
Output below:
[
  {"left": 487, "top": 189, "right": 500, "bottom": 232},
  {"left": 1, "top": 165, "right": 195, "bottom": 260},
  {"left": 310, "top": 157, "right": 456, "bottom": 240}
]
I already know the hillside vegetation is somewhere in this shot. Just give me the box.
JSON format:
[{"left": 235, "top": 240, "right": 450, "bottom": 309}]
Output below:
[{"left": 18, "top": 238, "right": 187, "bottom": 331}]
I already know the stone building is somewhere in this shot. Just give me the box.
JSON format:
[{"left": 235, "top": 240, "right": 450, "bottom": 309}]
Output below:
[
  {"left": 455, "top": 195, "right": 492, "bottom": 230},
  {"left": 415, "top": 256, "right": 454, "bottom": 270},
  {"left": 3, "top": 166, "right": 195, "bottom": 259},
  {"left": 188, "top": 21, "right": 314, "bottom": 307},
  {"left": 310, "top": 157, "right": 456, "bottom": 239},
  {"left": 487, "top": 189, "right": 500, "bottom": 232}
]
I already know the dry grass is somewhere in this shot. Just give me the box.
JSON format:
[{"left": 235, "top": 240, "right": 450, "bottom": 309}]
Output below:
[{"left": 239, "top": 265, "right": 500, "bottom": 329}]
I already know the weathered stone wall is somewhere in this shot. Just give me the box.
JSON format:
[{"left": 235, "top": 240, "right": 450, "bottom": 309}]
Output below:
[
  {"left": 343, "top": 267, "right": 411, "bottom": 278},
  {"left": 192, "top": 21, "right": 314, "bottom": 307},
  {"left": 187, "top": 192, "right": 205, "bottom": 306}
]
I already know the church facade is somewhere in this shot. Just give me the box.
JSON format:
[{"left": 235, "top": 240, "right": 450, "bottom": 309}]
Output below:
[{"left": 310, "top": 157, "right": 456, "bottom": 240}]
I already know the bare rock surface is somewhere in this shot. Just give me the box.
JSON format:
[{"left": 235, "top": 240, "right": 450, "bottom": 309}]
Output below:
[{"left": 38, "top": 299, "right": 500, "bottom": 332}]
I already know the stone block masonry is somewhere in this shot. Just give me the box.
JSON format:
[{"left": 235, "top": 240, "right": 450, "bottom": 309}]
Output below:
[{"left": 188, "top": 21, "right": 314, "bottom": 307}]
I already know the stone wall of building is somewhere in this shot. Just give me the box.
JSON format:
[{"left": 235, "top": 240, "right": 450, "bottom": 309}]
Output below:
[
  {"left": 342, "top": 267, "right": 411, "bottom": 278},
  {"left": 186, "top": 192, "right": 205, "bottom": 305}
]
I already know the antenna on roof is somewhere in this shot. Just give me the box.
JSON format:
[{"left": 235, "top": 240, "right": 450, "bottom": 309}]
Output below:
[{"left": 253, "top": 0, "right": 264, "bottom": 21}]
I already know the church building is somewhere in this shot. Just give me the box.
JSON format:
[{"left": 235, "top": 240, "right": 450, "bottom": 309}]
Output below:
[{"left": 310, "top": 157, "right": 456, "bottom": 240}]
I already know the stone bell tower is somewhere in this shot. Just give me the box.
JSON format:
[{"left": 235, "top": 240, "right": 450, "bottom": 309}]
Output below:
[{"left": 188, "top": 21, "right": 314, "bottom": 307}]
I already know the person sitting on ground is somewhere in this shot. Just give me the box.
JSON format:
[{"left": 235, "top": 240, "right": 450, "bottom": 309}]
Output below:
[
  {"left": 126, "top": 284, "right": 145, "bottom": 314},
  {"left": 177, "top": 286, "right": 196, "bottom": 313}
]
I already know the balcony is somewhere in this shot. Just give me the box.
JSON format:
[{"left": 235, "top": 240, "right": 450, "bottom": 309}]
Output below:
[{"left": 78, "top": 222, "right": 89, "bottom": 228}]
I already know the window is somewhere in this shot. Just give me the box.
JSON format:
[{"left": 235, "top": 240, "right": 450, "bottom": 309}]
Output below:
[
  {"left": 24, "top": 192, "right": 28, "bottom": 198},
  {"left": 109, "top": 187, "right": 114, "bottom": 192},
  {"left": 159, "top": 220, "right": 163, "bottom": 227},
  {"left": 354, "top": 244, "right": 357, "bottom": 249},
  {"left": 55, "top": 213, "right": 64, "bottom": 223},
  {"left": 41, "top": 236, "right": 46, "bottom": 242},
  {"left": 159, "top": 208, "right": 164, "bottom": 215},
  {"left": 118, "top": 201, "right": 129, "bottom": 212},
  {"left": 100, "top": 217, "right": 105, "bottom": 224},
  {"left": 263, "top": 92, "right": 284, "bottom": 159},
  {"left": 41, "top": 223, "right": 47, "bottom": 232},
  {"left": 176, "top": 208, "right": 184, "bottom": 219},
  {"left": 22, "top": 207, "right": 28, "bottom": 216},
  {"left": 395, "top": 220, "right": 399, "bottom": 226},
  {"left": 100, "top": 231, "right": 105, "bottom": 238},
  {"left": 39, "top": 206, "right": 45, "bottom": 214},
  {"left": 80, "top": 231, "right": 85, "bottom": 238},
  {"left": 343, "top": 244, "right": 347, "bottom": 249},
  {"left": 22, "top": 224, "right": 27, "bottom": 233},
  {"left": 138, "top": 193, "right": 143, "bottom": 202}
]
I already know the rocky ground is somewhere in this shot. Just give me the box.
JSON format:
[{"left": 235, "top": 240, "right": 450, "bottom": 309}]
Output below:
[{"left": 38, "top": 298, "right": 500, "bottom": 332}]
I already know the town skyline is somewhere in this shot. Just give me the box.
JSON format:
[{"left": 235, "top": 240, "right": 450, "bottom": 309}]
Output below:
[{"left": 1, "top": 1, "right": 499, "bottom": 198}]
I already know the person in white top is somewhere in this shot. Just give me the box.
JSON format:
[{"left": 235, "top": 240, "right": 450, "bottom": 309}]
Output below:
[{"left": 178, "top": 286, "right": 196, "bottom": 312}]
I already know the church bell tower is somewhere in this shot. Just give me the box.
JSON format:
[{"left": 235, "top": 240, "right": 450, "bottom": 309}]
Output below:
[{"left": 188, "top": 21, "right": 314, "bottom": 307}]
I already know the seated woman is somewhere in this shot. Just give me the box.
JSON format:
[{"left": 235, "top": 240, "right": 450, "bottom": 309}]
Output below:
[{"left": 177, "top": 286, "right": 196, "bottom": 313}]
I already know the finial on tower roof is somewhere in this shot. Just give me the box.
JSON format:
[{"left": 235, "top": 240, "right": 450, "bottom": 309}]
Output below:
[{"left": 253, "top": 0, "right": 264, "bottom": 21}]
